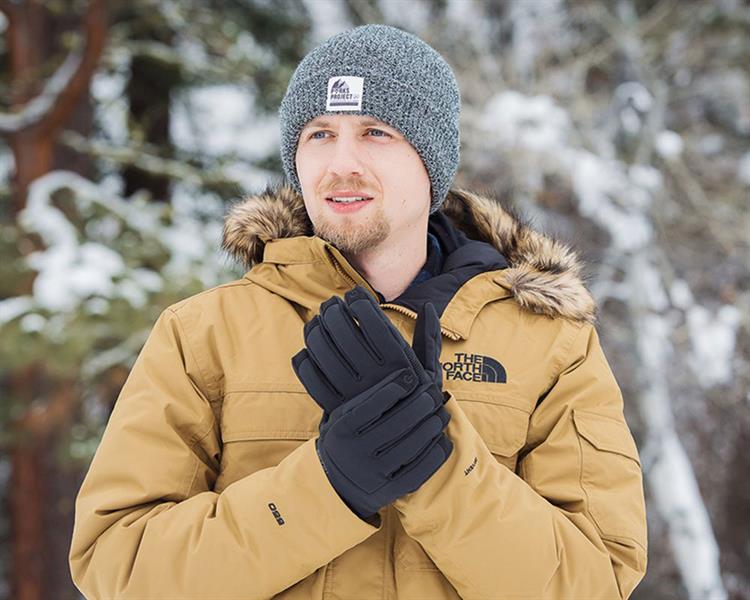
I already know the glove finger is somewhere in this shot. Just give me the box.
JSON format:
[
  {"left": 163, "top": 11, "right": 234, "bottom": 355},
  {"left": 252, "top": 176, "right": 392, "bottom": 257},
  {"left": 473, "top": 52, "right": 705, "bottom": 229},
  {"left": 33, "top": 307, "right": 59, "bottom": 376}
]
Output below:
[
  {"left": 376, "top": 413, "right": 445, "bottom": 478},
  {"left": 436, "top": 435, "right": 453, "bottom": 461},
  {"left": 346, "top": 367, "right": 418, "bottom": 434},
  {"left": 344, "top": 286, "right": 410, "bottom": 365},
  {"left": 360, "top": 385, "right": 437, "bottom": 443},
  {"left": 436, "top": 404, "right": 452, "bottom": 429},
  {"left": 305, "top": 315, "right": 360, "bottom": 394},
  {"left": 412, "top": 301, "right": 442, "bottom": 383},
  {"left": 319, "top": 296, "right": 382, "bottom": 378},
  {"left": 291, "top": 348, "right": 344, "bottom": 413},
  {"left": 390, "top": 433, "right": 452, "bottom": 495}
]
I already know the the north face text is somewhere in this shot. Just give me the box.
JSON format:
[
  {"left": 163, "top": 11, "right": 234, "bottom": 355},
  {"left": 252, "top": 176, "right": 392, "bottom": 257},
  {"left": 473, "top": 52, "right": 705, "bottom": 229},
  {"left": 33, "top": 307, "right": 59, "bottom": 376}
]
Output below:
[{"left": 443, "top": 353, "right": 507, "bottom": 383}]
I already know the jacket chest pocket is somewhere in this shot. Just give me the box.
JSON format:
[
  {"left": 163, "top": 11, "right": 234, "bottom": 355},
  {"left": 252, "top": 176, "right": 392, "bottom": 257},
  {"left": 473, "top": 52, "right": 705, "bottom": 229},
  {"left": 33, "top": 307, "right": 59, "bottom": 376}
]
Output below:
[
  {"left": 214, "top": 386, "right": 320, "bottom": 493},
  {"left": 453, "top": 392, "right": 531, "bottom": 472},
  {"left": 394, "top": 390, "right": 531, "bottom": 574}
]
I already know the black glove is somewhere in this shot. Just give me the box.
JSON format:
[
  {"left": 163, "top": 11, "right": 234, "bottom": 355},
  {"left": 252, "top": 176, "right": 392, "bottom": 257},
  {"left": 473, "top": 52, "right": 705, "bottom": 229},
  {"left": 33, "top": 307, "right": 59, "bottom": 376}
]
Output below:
[
  {"left": 292, "top": 285, "right": 448, "bottom": 413},
  {"left": 291, "top": 286, "right": 452, "bottom": 519}
]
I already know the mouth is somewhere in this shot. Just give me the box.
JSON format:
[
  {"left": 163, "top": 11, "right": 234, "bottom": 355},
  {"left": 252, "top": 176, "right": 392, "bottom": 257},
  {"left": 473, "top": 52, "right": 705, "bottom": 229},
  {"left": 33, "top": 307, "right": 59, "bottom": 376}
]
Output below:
[
  {"left": 325, "top": 194, "right": 374, "bottom": 203},
  {"left": 325, "top": 195, "right": 374, "bottom": 213}
]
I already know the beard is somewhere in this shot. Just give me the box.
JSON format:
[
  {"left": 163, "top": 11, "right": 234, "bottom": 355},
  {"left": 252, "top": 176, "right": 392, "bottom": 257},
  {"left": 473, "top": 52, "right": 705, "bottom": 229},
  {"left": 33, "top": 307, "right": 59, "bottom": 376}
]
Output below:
[{"left": 311, "top": 202, "right": 391, "bottom": 255}]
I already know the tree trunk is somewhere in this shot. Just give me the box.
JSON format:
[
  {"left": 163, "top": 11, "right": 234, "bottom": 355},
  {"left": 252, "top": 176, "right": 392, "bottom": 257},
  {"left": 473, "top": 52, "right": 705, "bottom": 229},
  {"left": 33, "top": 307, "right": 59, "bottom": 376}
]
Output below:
[{"left": 0, "top": 2, "right": 106, "bottom": 599}]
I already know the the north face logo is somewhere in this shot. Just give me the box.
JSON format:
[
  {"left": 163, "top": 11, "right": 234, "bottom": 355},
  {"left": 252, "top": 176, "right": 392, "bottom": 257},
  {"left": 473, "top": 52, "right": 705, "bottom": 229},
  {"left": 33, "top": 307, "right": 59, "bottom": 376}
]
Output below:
[
  {"left": 326, "top": 76, "right": 364, "bottom": 111},
  {"left": 442, "top": 353, "right": 507, "bottom": 383}
]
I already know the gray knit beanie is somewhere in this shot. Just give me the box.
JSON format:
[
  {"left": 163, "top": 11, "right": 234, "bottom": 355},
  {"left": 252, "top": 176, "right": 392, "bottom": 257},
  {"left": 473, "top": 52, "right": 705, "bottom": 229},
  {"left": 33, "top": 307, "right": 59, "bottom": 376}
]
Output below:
[{"left": 279, "top": 24, "right": 461, "bottom": 214}]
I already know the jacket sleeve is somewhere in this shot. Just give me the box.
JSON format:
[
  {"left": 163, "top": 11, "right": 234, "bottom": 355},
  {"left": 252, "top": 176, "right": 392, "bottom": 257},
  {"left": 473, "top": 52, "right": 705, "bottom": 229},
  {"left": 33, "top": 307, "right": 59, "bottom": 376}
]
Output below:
[
  {"left": 393, "top": 321, "right": 647, "bottom": 599},
  {"left": 69, "top": 308, "right": 381, "bottom": 600}
]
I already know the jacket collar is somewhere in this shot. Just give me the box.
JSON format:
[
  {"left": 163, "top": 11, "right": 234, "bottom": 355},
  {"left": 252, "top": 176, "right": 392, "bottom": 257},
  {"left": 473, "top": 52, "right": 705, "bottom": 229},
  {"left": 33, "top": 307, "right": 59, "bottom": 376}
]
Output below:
[{"left": 221, "top": 185, "right": 597, "bottom": 333}]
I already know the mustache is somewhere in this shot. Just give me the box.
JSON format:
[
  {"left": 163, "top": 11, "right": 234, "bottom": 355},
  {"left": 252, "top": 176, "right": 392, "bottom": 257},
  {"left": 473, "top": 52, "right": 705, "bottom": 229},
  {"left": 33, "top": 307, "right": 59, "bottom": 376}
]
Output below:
[{"left": 321, "top": 178, "right": 374, "bottom": 195}]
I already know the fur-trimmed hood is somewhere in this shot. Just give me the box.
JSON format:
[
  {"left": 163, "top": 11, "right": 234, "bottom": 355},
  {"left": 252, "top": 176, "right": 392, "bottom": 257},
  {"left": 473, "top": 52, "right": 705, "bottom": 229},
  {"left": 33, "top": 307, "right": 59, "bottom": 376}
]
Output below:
[{"left": 222, "top": 185, "right": 597, "bottom": 324}]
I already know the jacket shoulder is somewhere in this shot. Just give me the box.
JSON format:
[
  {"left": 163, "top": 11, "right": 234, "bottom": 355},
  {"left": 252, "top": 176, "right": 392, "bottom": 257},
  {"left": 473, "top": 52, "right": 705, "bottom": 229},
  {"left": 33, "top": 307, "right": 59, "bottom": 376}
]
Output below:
[{"left": 166, "top": 277, "right": 257, "bottom": 315}]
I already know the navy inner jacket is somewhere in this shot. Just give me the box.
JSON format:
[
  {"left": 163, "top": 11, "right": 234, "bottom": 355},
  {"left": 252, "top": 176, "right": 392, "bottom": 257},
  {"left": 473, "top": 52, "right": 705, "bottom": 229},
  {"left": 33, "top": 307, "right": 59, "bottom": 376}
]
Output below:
[{"left": 369, "top": 211, "right": 509, "bottom": 317}]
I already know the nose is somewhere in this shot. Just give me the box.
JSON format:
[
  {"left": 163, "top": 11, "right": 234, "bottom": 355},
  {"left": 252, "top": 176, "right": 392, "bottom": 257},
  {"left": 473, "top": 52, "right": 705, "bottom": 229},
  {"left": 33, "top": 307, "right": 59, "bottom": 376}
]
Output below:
[{"left": 325, "top": 130, "right": 365, "bottom": 179}]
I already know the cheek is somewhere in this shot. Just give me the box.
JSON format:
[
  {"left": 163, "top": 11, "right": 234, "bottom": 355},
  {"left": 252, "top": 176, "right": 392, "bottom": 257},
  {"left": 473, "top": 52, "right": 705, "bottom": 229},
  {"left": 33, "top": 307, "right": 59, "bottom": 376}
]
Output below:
[
  {"left": 295, "top": 149, "right": 320, "bottom": 186},
  {"left": 387, "top": 153, "right": 430, "bottom": 198}
]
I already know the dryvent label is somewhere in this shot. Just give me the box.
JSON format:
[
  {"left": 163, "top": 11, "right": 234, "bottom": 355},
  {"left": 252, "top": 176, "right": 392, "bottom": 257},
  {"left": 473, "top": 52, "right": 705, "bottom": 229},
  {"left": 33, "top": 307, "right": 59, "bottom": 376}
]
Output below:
[{"left": 326, "top": 76, "right": 364, "bottom": 111}]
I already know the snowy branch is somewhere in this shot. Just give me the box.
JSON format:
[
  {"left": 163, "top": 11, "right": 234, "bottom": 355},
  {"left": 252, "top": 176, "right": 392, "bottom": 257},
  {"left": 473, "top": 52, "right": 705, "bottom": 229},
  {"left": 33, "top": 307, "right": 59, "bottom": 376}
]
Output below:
[
  {"left": 0, "top": 49, "right": 84, "bottom": 134},
  {"left": 59, "top": 131, "right": 247, "bottom": 189},
  {"left": 473, "top": 83, "right": 731, "bottom": 598},
  {"left": 0, "top": 0, "right": 106, "bottom": 137},
  {"left": 119, "top": 40, "right": 257, "bottom": 83}
]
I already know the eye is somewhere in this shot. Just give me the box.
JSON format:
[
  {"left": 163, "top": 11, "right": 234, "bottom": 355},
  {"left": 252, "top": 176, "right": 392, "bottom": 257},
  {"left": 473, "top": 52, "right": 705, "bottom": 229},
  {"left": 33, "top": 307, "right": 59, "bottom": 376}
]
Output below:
[
  {"left": 367, "top": 128, "right": 391, "bottom": 137},
  {"left": 309, "top": 130, "right": 328, "bottom": 140}
]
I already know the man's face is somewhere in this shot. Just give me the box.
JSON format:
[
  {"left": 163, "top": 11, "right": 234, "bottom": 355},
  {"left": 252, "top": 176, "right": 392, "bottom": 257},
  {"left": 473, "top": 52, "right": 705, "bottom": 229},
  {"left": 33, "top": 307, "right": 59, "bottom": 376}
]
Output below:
[{"left": 295, "top": 114, "right": 431, "bottom": 256}]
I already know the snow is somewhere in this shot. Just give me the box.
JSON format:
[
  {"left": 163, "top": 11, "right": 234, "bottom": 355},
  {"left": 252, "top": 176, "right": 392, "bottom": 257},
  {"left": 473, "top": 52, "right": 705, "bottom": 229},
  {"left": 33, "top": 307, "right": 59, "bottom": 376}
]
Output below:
[
  {"left": 20, "top": 173, "right": 129, "bottom": 312},
  {"left": 0, "top": 47, "right": 84, "bottom": 133},
  {"left": 0, "top": 296, "right": 34, "bottom": 325},
  {"left": 738, "top": 151, "right": 750, "bottom": 185},
  {"left": 632, "top": 257, "right": 729, "bottom": 600},
  {"left": 164, "top": 182, "right": 232, "bottom": 287},
  {"left": 570, "top": 151, "right": 653, "bottom": 251},
  {"left": 114, "top": 279, "right": 148, "bottom": 309},
  {"left": 698, "top": 134, "right": 724, "bottom": 156},
  {"left": 479, "top": 91, "right": 656, "bottom": 252},
  {"left": 176, "top": 37, "right": 209, "bottom": 71},
  {"left": 84, "top": 298, "right": 110, "bottom": 315},
  {"left": 480, "top": 91, "right": 572, "bottom": 153},
  {"left": 130, "top": 268, "right": 164, "bottom": 293},
  {"left": 25, "top": 241, "right": 125, "bottom": 312},
  {"left": 656, "top": 130, "right": 685, "bottom": 159},
  {"left": 616, "top": 81, "right": 654, "bottom": 113},
  {"left": 10, "top": 170, "right": 235, "bottom": 323},
  {"left": 508, "top": 0, "right": 569, "bottom": 83},
  {"left": 640, "top": 262, "right": 671, "bottom": 312},
  {"left": 19, "top": 179, "right": 79, "bottom": 249},
  {"left": 223, "top": 161, "right": 279, "bottom": 192},
  {"left": 669, "top": 279, "right": 694, "bottom": 309},
  {"left": 637, "top": 311, "right": 673, "bottom": 376},
  {"left": 91, "top": 69, "right": 129, "bottom": 146},
  {"left": 686, "top": 304, "right": 742, "bottom": 388},
  {"left": 170, "top": 84, "right": 279, "bottom": 161},
  {"left": 620, "top": 106, "right": 642, "bottom": 134},
  {"left": 85, "top": 214, "right": 122, "bottom": 242},
  {"left": 476, "top": 86, "right": 729, "bottom": 598},
  {"left": 20, "top": 313, "right": 46, "bottom": 333},
  {"left": 629, "top": 164, "right": 663, "bottom": 191},
  {"left": 379, "top": 0, "right": 431, "bottom": 34},
  {"left": 648, "top": 432, "right": 728, "bottom": 600},
  {"left": 301, "top": 0, "right": 352, "bottom": 44}
]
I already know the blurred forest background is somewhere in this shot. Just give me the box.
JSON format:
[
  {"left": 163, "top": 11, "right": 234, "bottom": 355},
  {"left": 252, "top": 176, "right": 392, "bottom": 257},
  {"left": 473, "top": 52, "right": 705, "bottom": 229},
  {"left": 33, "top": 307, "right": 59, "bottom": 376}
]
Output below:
[{"left": 0, "top": 0, "right": 748, "bottom": 599}]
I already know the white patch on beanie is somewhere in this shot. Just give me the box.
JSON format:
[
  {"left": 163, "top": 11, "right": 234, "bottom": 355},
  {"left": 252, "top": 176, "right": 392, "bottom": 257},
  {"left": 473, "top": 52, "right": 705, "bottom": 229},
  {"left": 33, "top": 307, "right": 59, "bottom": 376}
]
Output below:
[{"left": 326, "top": 76, "right": 364, "bottom": 111}]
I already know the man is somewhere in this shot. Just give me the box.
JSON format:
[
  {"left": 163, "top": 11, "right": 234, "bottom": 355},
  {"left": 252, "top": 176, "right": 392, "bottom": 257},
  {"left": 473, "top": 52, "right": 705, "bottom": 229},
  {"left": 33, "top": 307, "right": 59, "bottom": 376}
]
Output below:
[{"left": 69, "top": 24, "right": 647, "bottom": 599}]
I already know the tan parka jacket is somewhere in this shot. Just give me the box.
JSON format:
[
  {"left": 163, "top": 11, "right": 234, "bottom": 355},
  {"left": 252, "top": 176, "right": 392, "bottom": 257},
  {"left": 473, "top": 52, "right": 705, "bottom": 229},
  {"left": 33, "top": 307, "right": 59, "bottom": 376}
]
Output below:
[{"left": 69, "top": 186, "right": 647, "bottom": 599}]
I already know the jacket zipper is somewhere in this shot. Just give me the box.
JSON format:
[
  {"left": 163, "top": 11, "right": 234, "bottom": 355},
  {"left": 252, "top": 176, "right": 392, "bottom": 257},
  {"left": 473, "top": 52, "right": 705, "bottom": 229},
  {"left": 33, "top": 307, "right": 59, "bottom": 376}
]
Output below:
[
  {"left": 379, "top": 302, "right": 461, "bottom": 341},
  {"left": 328, "top": 254, "right": 374, "bottom": 295},
  {"left": 327, "top": 251, "right": 462, "bottom": 342}
]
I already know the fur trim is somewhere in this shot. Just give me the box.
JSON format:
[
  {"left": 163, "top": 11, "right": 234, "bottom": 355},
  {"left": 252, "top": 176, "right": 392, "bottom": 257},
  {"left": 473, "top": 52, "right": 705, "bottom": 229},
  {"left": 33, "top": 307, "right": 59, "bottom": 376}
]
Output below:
[{"left": 222, "top": 185, "right": 597, "bottom": 324}]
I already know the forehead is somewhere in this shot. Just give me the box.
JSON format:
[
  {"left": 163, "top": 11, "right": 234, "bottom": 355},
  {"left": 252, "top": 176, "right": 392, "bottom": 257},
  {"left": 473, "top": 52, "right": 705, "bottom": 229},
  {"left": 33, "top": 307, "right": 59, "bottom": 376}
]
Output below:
[{"left": 301, "top": 115, "right": 393, "bottom": 130}]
